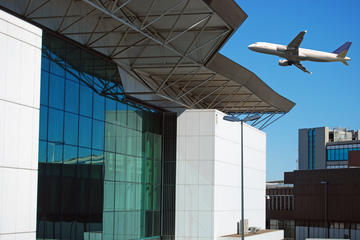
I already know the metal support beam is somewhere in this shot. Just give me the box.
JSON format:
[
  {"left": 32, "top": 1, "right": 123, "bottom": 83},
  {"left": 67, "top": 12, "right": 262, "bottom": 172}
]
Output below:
[
  {"left": 190, "top": 81, "right": 228, "bottom": 107},
  {"left": 176, "top": 74, "right": 215, "bottom": 99}
]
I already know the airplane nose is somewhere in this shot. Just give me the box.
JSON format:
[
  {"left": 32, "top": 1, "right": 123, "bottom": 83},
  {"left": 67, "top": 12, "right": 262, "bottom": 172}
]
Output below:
[{"left": 248, "top": 44, "right": 255, "bottom": 50}]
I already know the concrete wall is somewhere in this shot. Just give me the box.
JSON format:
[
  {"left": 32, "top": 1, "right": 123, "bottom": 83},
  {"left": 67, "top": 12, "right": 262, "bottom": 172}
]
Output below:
[
  {"left": 0, "top": 10, "right": 42, "bottom": 239},
  {"left": 315, "top": 127, "right": 328, "bottom": 169},
  {"left": 298, "top": 129, "right": 308, "bottom": 170},
  {"left": 175, "top": 110, "right": 266, "bottom": 240}
]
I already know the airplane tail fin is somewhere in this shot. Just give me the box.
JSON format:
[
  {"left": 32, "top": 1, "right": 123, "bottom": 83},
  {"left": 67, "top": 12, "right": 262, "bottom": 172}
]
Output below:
[{"left": 332, "top": 42, "right": 352, "bottom": 58}]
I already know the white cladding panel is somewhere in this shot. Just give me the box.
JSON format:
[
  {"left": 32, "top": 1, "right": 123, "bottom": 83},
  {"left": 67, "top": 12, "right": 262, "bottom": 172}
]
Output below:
[
  {"left": 0, "top": 9, "right": 42, "bottom": 239},
  {"left": 176, "top": 110, "right": 266, "bottom": 240}
]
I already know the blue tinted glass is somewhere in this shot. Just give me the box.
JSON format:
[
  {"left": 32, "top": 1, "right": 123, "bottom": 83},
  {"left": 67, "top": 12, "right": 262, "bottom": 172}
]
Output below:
[
  {"left": 93, "top": 119, "right": 104, "bottom": 150},
  {"left": 40, "top": 71, "right": 49, "bottom": 106},
  {"left": 47, "top": 143, "right": 63, "bottom": 163},
  {"left": 80, "top": 85, "right": 93, "bottom": 117},
  {"left": 79, "top": 116, "right": 92, "bottom": 148},
  {"left": 339, "top": 148, "right": 344, "bottom": 160},
  {"left": 65, "top": 80, "right": 79, "bottom": 114},
  {"left": 50, "top": 59, "right": 65, "bottom": 77},
  {"left": 64, "top": 145, "right": 78, "bottom": 165},
  {"left": 49, "top": 74, "right": 65, "bottom": 110},
  {"left": 64, "top": 112, "right": 78, "bottom": 145},
  {"left": 78, "top": 147, "right": 92, "bottom": 165},
  {"left": 344, "top": 148, "right": 349, "bottom": 160},
  {"left": 331, "top": 149, "right": 335, "bottom": 161},
  {"left": 39, "top": 140, "right": 47, "bottom": 163},
  {"left": 93, "top": 93, "right": 105, "bottom": 121},
  {"left": 48, "top": 108, "right": 64, "bottom": 142},
  {"left": 39, "top": 107, "right": 48, "bottom": 141},
  {"left": 327, "top": 149, "right": 331, "bottom": 161}
]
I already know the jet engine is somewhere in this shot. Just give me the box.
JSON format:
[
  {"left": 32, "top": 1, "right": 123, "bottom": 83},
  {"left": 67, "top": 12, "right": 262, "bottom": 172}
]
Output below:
[{"left": 278, "top": 59, "right": 292, "bottom": 66}]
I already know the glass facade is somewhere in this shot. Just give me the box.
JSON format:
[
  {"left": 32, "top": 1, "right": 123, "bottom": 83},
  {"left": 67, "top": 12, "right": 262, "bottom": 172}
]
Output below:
[
  {"left": 327, "top": 143, "right": 360, "bottom": 161},
  {"left": 308, "top": 129, "right": 316, "bottom": 170},
  {"left": 37, "top": 31, "right": 174, "bottom": 240}
]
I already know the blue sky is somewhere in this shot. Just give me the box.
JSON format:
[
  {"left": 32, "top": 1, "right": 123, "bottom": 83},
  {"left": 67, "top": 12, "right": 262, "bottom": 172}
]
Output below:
[{"left": 220, "top": 0, "right": 360, "bottom": 180}]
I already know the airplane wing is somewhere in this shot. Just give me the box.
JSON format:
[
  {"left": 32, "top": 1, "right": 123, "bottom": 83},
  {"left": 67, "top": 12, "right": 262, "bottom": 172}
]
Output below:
[
  {"left": 293, "top": 62, "right": 312, "bottom": 74},
  {"left": 288, "top": 30, "right": 307, "bottom": 50}
]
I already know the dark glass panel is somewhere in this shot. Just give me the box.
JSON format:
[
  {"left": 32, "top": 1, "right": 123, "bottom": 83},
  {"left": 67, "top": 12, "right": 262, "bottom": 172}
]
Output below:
[
  {"left": 79, "top": 84, "right": 93, "bottom": 117},
  {"left": 49, "top": 73, "right": 65, "bottom": 110},
  {"left": 47, "top": 108, "right": 64, "bottom": 142},
  {"left": 39, "top": 106, "right": 48, "bottom": 141},
  {"left": 65, "top": 79, "right": 79, "bottom": 114},
  {"left": 47, "top": 142, "right": 63, "bottom": 164},
  {"left": 41, "top": 52, "right": 50, "bottom": 71},
  {"left": 64, "top": 112, "right": 79, "bottom": 146},
  {"left": 38, "top": 140, "right": 47, "bottom": 163},
  {"left": 40, "top": 70, "right": 49, "bottom": 106},
  {"left": 79, "top": 116, "right": 92, "bottom": 148},
  {"left": 78, "top": 147, "right": 92, "bottom": 165},
  {"left": 50, "top": 59, "right": 66, "bottom": 78}
]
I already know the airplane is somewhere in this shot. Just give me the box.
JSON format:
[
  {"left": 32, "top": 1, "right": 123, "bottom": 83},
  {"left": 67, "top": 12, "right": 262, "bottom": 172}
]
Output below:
[{"left": 248, "top": 31, "right": 352, "bottom": 74}]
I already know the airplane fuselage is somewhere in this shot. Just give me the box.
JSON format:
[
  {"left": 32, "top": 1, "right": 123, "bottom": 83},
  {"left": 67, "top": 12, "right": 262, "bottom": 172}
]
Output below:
[{"left": 248, "top": 42, "right": 351, "bottom": 63}]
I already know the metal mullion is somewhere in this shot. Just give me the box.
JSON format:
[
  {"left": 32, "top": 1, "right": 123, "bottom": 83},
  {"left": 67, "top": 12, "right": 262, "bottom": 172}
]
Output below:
[
  {"left": 164, "top": 0, "right": 190, "bottom": 42},
  {"left": 140, "top": 0, "right": 186, "bottom": 30},
  {"left": 156, "top": 15, "right": 212, "bottom": 92},
  {"left": 56, "top": 0, "right": 74, "bottom": 32},
  {"left": 190, "top": 81, "right": 228, "bottom": 107},
  {"left": 25, "top": 0, "right": 51, "bottom": 17},
  {"left": 176, "top": 74, "right": 215, "bottom": 100}
]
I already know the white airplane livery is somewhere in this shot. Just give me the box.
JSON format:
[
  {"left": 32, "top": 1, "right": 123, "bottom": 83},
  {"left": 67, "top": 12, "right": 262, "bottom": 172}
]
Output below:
[{"left": 248, "top": 31, "right": 352, "bottom": 73}]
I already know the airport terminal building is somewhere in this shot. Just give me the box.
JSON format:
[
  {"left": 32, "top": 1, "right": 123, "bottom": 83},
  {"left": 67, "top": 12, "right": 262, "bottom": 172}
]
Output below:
[{"left": 0, "top": 0, "right": 294, "bottom": 239}]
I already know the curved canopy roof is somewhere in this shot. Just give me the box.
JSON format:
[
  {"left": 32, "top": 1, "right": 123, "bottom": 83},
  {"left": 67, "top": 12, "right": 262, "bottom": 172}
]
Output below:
[{"left": 1, "top": 0, "right": 295, "bottom": 119}]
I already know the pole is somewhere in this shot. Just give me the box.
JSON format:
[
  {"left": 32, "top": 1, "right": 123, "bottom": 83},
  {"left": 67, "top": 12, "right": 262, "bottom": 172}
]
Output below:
[{"left": 241, "top": 120, "right": 245, "bottom": 240}]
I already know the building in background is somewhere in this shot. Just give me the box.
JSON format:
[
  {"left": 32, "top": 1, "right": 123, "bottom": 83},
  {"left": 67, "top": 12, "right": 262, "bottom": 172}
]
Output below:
[
  {"left": 267, "top": 169, "right": 360, "bottom": 240},
  {"left": 0, "top": 0, "right": 295, "bottom": 239},
  {"left": 299, "top": 127, "right": 360, "bottom": 170}
]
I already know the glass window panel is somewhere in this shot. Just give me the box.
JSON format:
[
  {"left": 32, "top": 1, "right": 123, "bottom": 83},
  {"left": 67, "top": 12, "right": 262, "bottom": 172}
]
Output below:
[
  {"left": 153, "top": 161, "right": 161, "bottom": 185},
  {"left": 64, "top": 112, "right": 78, "bottom": 145},
  {"left": 39, "top": 107, "right": 48, "bottom": 141},
  {"left": 40, "top": 71, "right": 49, "bottom": 106},
  {"left": 153, "top": 185, "right": 161, "bottom": 211},
  {"left": 127, "top": 156, "right": 137, "bottom": 182},
  {"left": 135, "top": 183, "right": 142, "bottom": 210},
  {"left": 102, "top": 212, "right": 114, "bottom": 239},
  {"left": 116, "top": 126, "right": 127, "bottom": 154},
  {"left": 116, "top": 102, "right": 127, "bottom": 126},
  {"left": 105, "top": 123, "right": 115, "bottom": 152},
  {"left": 126, "top": 183, "right": 136, "bottom": 210},
  {"left": 103, "top": 181, "right": 115, "bottom": 211},
  {"left": 105, "top": 98, "right": 117, "bottom": 123},
  {"left": 114, "top": 211, "right": 126, "bottom": 239},
  {"left": 63, "top": 145, "right": 77, "bottom": 165},
  {"left": 50, "top": 59, "right": 66, "bottom": 77},
  {"left": 153, "top": 211, "right": 161, "bottom": 236},
  {"left": 115, "top": 154, "right": 126, "bottom": 182},
  {"left": 79, "top": 116, "right": 92, "bottom": 148},
  {"left": 65, "top": 80, "right": 79, "bottom": 114},
  {"left": 145, "top": 160, "right": 153, "bottom": 184},
  {"left": 327, "top": 149, "right": 331, "bottom": 161},
  {"left": 339, "top": 148, "right": 344, "bottom": 160},
  {"left": 104, "top": 152, "right": 115, "bottom": 181},
  {"left": 78, "top": 147, "right": 91, "bottom": 165},
  {"left": 38, "top": 140, "right": 47, "bottom": 163},
  {"left": 93, "top": 93, "right": 105, "bottom": 121},
  {"left": 92, "top": 149, "right": 104, "bottom": 166},
  {"left": 48, "top": 108, "right": 64, "bottom": 142},
  {"left": 145, "top": 184, "right": 153, "bottom": 211},
  {"left": 49, "top": 74, "right": 65, "bottom": 110},
  {"left": 79, "top": 85, "right": 93, "bottom": 117},
  {"left": 127, "top": 108, "right": 137, "bottom": 129},
  {"left": 344, "top": 148, "right": 349, "bottom": 160},
  {"left": 135, "top": 157, "right": 143, "bottom": 183},
  {"left": 92, "top": 119, "right": 104, "bottom": 150},
  {"left": 114, "top": 182, "right": 126, "bottom": 211},
  {"left": 154, "top": 134, "right": 161, "bottom": 161},
  {"left": 47, "top": 142, "right": 63, "bottom": 164}
]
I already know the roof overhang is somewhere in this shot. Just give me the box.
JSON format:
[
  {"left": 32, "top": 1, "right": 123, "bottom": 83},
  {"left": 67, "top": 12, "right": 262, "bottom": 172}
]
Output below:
[{"left": 0, "top": 0, "right": 295, "bottom": 124}]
